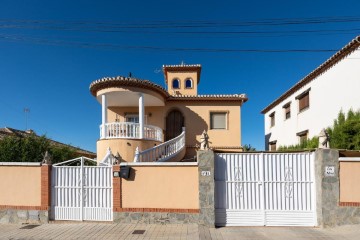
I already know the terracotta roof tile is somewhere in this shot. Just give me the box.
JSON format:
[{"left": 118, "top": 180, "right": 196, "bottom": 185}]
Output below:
[
  {"left": 90, "top": 77, "right": 248, "bottom": 102},
  {"left": 261, "top": 35, "right": 360, "bottom": 114},
  {"left": 169, "top": 94, "right": 248, "bottom": 102},
  {"left": 89, "top": 76, "right": 170, "bottom": 98}
]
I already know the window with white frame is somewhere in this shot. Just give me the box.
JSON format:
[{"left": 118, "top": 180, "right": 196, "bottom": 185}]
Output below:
[
  {"left": 185, "top": 78, "right": 193, "bottom": 89},
  {"left": 210, "top": 112, "right": 227, "bottom": 129},
  {"left": 125, "top": 114, "right": 147, "bottom": 124},
  {"left": 172, "top": 79, "right": 180, "bottom": 89}
]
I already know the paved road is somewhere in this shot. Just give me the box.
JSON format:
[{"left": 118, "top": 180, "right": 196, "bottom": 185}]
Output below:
[{"left": 0, "top": 223, "right": 360, "bottom": 240}]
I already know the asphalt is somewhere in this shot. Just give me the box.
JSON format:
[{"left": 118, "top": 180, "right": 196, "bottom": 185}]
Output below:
[{"left": 0, "top": 223, "right": 359, "bottom": 240}]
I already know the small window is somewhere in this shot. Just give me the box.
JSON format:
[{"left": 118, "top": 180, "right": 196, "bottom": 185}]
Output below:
[
  {"left": 185, "top": 79, "right": 193, "bottom": 89},
  {"left": 126, "top": 114, "right": 139, "bottom": 123},
  {"left": 125, "top": 114, "right": 147, "bottom": 124},
  {"left": 269, "top": 141, "right": 277, "bottom": 151},
  {"left": 210, "top": 112, "right": 227, "bottom": 129},
  {"left": 296, "top": 89, "right": 310, "bottom": 112},
  {"left": 172, "top": 79, "right": 180, "bottom": 89},
  {"left": 283, "top": 103, "right": 291, "bottom": 120},
  {"left": 297, "top": 130, "right": 308, "bottom": 144},
  {"left": 269, "top": 112, "right": 275, "bottom": 127}
]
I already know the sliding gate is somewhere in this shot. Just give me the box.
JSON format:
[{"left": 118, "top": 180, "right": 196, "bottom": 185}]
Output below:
[
  {"left": 215, "top": 152, "right": 317, "bottom": 226},
  {"left": 51, "top": 157, "right": 113, "bottom": 221}
]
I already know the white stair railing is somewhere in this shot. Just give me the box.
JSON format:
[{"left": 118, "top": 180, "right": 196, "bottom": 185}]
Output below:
[{"left": 134, "top": 128, "right": 185, "bottom": 162}]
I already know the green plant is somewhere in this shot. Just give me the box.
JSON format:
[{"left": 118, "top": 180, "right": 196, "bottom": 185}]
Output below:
[
  {"left": 243, "top": 144, "right": 256, "bottom": 151},
  {"left": 327, "top": 109, "right": 360, "bottom": 150},
  {"left": 0, "top": 134, "right": 77, "bottom": 163},
  {"left": 278, "top": 137, "right": 319, "bottom": 151}
]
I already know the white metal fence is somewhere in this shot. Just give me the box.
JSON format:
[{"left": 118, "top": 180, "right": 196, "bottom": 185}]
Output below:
[
  {"left": 51, "top": 157, "right": 113, "bottom": 221},
  {"left": 215, "top": 152, "right": 317, "bottom": 226}
]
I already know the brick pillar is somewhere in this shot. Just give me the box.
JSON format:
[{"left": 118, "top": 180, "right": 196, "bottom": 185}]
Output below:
[
  {"left": 113, "top": 165, "right": 121, "bottom": 212},
  {"left": 41, "top": 164, "right": 51, "bottom": 209}
]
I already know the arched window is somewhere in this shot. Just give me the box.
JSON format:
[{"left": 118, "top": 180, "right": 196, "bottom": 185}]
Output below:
[
  {"left": 185, "top": 79, "right": 193, "bottom": 89},
  {"left": 172, "top": 79, "right": 180, "bottom": 89}
]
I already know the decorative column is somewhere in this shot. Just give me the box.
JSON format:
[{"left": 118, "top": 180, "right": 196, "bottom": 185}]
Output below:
[
  {"left": 139, "top": 93, "right": 144, "bottom": 139},
  {"left": 101, "top": 94, "right": 108, "bottom": 139}
]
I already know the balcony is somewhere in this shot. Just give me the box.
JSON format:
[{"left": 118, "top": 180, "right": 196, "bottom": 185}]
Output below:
[{"left": 100, "top": 122, "right": 163, "bottom": 142}]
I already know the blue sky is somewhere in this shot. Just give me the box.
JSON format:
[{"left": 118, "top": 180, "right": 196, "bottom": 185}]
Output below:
[{"left": 0, "top": 0, "right": 359, "bottom": 152}]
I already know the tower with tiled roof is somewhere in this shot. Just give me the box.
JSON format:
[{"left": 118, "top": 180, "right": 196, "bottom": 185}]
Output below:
[{"left": 163, "top": 63, "right": 201, "bottom": 96}]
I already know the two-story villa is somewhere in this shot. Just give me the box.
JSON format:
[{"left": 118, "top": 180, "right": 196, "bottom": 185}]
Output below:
[
  {"left": 262, "top": 35, "right": 360, "bottom": 150},
  {"left": 90, "top": 63, "right": 248, "bottom": 162}
]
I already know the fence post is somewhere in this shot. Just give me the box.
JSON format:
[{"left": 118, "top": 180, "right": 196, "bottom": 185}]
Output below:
[{"left": 197, "top": 149, "right": 215, "bottom": 227}]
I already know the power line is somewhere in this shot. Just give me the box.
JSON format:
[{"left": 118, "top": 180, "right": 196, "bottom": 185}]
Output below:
[{"left": 0, "top": 34, "right": 342, "bottom": 53}]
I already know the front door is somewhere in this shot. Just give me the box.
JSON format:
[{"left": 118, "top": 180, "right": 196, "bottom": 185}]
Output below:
[{"left": 165, "top": 110, "right": 184, "bottom": 141}]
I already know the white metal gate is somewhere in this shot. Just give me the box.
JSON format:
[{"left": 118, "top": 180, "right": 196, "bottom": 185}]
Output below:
[
  {"left": 215, "top": 152, "right": 317, "bottom": 226},
  {"left": 51, "top": 157, "right": 113, "bottom": 221}
]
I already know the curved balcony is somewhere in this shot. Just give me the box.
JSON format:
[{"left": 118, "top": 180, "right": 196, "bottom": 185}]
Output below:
[{"left": 99, "top": 122, "right": 163, "bottom": 142}]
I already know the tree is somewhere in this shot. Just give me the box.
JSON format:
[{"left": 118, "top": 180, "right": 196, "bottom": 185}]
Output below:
[
  {"left": 327, "top": 109, "right": 360, "bottom": 150},
  {"left": 0, "top": 134, "right": 77, "bottom": 163},
  {"left": 243, "top": 144, "right": 256, "bottom": 152}
]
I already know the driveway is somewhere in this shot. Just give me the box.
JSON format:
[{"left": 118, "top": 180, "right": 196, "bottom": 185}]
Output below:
[{"left": 0, "top": 223, "right": 359, "bottom": 240}]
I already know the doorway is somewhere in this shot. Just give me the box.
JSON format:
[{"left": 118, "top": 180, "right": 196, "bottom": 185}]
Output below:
[{"left": 165, "top": 109, "right": 184, "bottom": 141}]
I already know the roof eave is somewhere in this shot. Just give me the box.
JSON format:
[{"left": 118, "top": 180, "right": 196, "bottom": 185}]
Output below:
[{"left": 261, "top": 35, "right": 360, "bottom": 114}]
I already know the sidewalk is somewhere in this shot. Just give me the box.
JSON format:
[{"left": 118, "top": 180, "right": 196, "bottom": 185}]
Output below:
[{"left": 0, "top": 222, "right": 360, "bottom": 240}]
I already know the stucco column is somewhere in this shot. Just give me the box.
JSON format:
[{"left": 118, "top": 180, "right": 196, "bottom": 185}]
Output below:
[
  {"left": 101, "top": 94, "right": 108, "bottom": 139},
  {"left": 139, "top": 93, "right": 145, "bottom": 139}
]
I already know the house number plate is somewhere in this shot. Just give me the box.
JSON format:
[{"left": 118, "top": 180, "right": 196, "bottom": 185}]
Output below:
[
  {"left": 325, "top": 166, "right": 335, "bottom": 177},
  {"left": 201, "top": 171, "right": 211, "bottom": 176}
]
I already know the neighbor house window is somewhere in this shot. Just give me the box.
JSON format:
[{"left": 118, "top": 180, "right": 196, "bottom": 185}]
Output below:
[
  {"left": 283, "top": 103, "right": 291, "bottom": 120},
  {"left": 269, "top": 141, "right": 277, "bottom": 151},
  {"left": 172, "top": 79, "right": 180, "bottom": 89},
  {"left": 210, "top": 112, "right": 227, "bottom": 129},
  {"left": 185, "top": 78, "right": 193, "bottom": 89},
  {"left": 269, "top": 112, "right": 275, "bottom": 127},
  {"left": 297, "top": 130, "right": 308, "bottom": 144},
  {"left": 296, "top": 88, "right": 310, "bottom": 112}
]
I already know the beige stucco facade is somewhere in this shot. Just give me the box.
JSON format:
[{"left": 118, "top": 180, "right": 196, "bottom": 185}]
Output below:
[
  {"left": 0, "top": 166, "right": 41, "bottom": 206},
  {"left": 340, "top": 162, "right": 360, "bottom": 202},
  {"left": 121, "top": 165, "right": 199, "bottom": 209},
  {"left": 97, "top": 102, "right": 242, "bottom": 161}
]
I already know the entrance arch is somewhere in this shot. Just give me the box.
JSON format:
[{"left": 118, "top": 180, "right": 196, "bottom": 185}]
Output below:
[{"left": 165, "top": 109, "right": 184, "bottom": 141}]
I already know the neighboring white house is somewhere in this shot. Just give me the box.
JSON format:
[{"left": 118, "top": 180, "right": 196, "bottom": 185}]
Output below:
[{"left": 262, "top": 35, "right": 360, "bottom": 150}]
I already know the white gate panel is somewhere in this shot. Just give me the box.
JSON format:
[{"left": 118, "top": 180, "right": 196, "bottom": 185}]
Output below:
[
  {"left": 215, "top": 152, "right": 316, "bottom": 227},
  {"left": 51, "top": 157, "right": 113, "bottom": 222}
]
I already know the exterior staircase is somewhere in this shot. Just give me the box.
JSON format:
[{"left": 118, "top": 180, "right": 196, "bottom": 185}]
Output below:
[{"left": 134, "top": 128, "right": 186, "bottom": 162}]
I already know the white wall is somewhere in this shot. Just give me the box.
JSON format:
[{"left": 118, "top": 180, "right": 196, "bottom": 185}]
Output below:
[{"left": 264, "top": 47, "right": 360, "bottom": 149}]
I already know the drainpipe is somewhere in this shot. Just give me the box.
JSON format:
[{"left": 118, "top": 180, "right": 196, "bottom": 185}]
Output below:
[{"left": 101, "top": 94, "right": 107, "bottom": 139}]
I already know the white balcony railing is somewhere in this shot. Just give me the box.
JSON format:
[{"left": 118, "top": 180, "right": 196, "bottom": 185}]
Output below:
[
  {"left": 134, "top": 128, "right": 185, "bottom": 162},
  {"left": 99, "top": 122, "right": 163, "bottom": 142}
]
